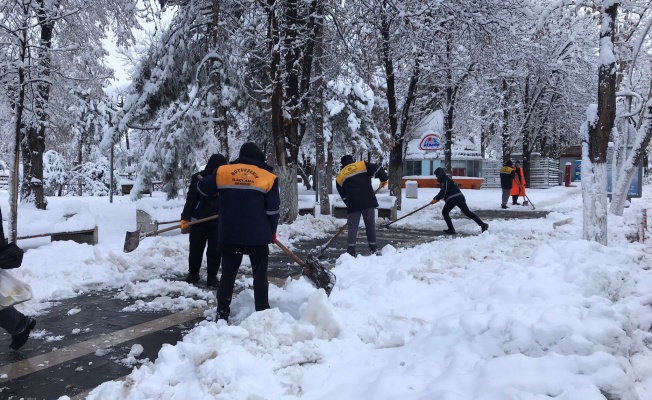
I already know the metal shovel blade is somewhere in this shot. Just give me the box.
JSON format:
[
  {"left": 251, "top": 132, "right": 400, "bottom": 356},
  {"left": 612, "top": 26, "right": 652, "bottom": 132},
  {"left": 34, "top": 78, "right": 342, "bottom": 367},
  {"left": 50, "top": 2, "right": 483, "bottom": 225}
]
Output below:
[
  {"left": 123, "top": 229, "right": 142, "bottom": 253},
  {"left": 303, "top": 254, "right": 336, "bottom": 296}
]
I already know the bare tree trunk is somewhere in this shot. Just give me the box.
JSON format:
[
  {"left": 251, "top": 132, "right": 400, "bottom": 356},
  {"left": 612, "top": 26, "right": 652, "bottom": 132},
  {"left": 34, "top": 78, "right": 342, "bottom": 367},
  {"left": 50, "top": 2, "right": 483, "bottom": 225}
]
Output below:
[
  {"left": 380, "top": 4, "right": 403, "bottom": 209},
  {"left": 313, "top": 1, "right": 329, "bottom": 215},
  {"left": 209, "top": 0, "right": 230, "bottom": 161},
  {"left": 21, "top": 1, "right": 55, "bottom": 210},
  {"left": 583, "top": 2, "right": 618, "bottom": 244},
  {"left": 501, "top": 78, "right": 511, "bottom": 160},
  {"left": 609, "top": 101, "right": 652, "bottom": 216}
]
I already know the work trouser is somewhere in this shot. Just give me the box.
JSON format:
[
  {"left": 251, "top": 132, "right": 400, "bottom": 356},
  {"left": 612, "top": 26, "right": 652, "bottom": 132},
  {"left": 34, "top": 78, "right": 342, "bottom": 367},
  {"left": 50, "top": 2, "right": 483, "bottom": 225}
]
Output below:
[
  {"left": 501, "top": 189, "right": 511, "bottom": 206},
  {"left": 0, "top": 306, "right": 29, "bottom": 335},
  {"left": 346, "top": 208, "right": 377, "bottom": 251},
  {"left": 188, "top": 219, "right": 220, "bottom": 277},
  {"left": 216, "top": 245, "right": 270, "bottom": 318},
  {"left": 442, "top": 196, "right": 484, "bottom": 230}
]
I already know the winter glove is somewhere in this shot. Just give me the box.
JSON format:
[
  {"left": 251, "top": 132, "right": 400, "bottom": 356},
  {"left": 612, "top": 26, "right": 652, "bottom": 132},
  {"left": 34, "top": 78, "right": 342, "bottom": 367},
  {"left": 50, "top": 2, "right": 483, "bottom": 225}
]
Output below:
[
  {"left": 180, "top": 220, "right": 190, "bottom": 230},
  {"left": 430, "top": 198, "right": 438, "bottom": 205},
  {"left": 272, "top": 233, "right": 277, "bottom": 244},
  {"left": 379, "top": 180, "right": 388, "bottom": 189}
]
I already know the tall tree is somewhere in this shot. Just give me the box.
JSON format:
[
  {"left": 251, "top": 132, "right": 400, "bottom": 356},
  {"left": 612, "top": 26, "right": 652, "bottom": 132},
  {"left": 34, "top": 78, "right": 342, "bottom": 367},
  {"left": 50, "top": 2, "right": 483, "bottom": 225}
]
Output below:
[{"left": 582, "top": 2, "right": 618, "bottom": 244}]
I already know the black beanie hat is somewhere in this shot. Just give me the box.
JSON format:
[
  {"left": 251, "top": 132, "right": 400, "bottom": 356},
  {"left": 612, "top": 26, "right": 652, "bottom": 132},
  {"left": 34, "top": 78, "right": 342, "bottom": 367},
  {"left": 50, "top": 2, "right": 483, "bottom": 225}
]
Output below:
[
  {"left": 239, "top": 142, "right": 265, "bottom": 162},
  {"left": 341, "top": 155, "right": 354, "bottom": 166},
  {"left": 434, "top": 167, "right": 446, "bottom": 179},
  {"left": 505, "top": 160, "right": 513, "bottom": 167},
  {"left": 203, "top": 154, "right": 227, "bottom": 174}
]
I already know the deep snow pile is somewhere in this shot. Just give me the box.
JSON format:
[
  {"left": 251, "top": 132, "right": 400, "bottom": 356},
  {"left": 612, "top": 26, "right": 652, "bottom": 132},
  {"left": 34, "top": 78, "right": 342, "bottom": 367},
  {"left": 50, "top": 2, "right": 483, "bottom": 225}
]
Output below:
[{"left": 58, "top": 185, "right": 652, "bottom": 400}]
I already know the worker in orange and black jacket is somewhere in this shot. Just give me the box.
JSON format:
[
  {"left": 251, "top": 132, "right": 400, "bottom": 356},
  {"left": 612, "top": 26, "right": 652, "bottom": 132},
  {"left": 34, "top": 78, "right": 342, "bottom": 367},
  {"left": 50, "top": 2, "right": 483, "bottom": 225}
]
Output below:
[
  {"left": 197, "top": 142, "right": 280, "bottom": 323},
  {"left": 180, "top": 153, "right": 227, "bottom": 287},
  {"left": 499, "top": 160, "right": 516, "bottom": 209},
  {"left": 336, "top": 155, "right": 388, "bottom": 256}
]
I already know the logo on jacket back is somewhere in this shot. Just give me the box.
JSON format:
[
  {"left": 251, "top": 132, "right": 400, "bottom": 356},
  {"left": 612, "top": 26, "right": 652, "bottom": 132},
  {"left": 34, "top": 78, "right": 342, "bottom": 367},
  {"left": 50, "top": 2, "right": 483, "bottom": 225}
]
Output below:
[{"left": 419, "top": 133, "right": 443, "bottom": 150}]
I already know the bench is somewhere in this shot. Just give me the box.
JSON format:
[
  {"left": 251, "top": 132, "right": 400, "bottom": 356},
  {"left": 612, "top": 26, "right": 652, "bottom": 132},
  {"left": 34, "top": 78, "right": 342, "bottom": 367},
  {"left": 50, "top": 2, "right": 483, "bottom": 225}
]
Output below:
[
  {"left": 136, "top": 209, "right": 181, "bottom": 235},
  {"left": 377, "top": 195, "right": 397, "bottom": 220},
  {"left": 121, "top": 180, "right": 152, "bottom": 196},
  {"left": 298, "top": 195, "right": 316, "bottom": 217},
  {"left": 331, "top": 196, "right": 397, "bottom": 220},
  {"left": 0, "top": 173, "right": 8, "bottom": 189},
  {"left": 17, "top": 226, "right": 99, "bottom": 245}
]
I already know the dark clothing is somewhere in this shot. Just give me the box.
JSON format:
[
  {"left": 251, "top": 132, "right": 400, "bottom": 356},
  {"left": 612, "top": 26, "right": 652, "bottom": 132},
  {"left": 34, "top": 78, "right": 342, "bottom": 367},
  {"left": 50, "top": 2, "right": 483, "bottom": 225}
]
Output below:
[
  {"left": 336, "top": 160, "right": 389, "bottom": 213},
  {"left": 217, "top": 247, "right": 270, "bottom": 317},
  {"left": 181, "top": 171, "right": 220, "bottom": 221},
  {"left": 197, "top": 142, "right": 279, "bottom": 320},
  {"left": 198, "top": 156, "right": 280, "bottom": 246},
  {"left": 0, "top": 306, "right": 31, "bottom": 336},
  {"left": 441, "top": 196, "right": 484, "bottom": 231},
  {"left": 181, "top": 154, "right": 226, "bottom": 277},
  {"left": 433, "top": 174, "right": 463, "bottom": 203},
  {"left": 499, "top": 165, "right": 516, "bottom": 190},
  {"left": 188, "top": 220, "right": 220, "bottom": 276},
  {"left": 181, "top": 154, "right": 227, "bottom": 221},
  {"left": 346, "top": 208, "right": 377, "bottom": 251},
  {"left": 433, "top": 172, "right": 485, "bottom": 231}
]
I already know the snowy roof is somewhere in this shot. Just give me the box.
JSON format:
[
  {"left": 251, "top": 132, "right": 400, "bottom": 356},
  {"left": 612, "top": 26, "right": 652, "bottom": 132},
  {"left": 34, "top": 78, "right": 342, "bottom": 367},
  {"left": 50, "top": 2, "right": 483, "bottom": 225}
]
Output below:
[{"left": 405, "top": 110, "right": 481, "bottom": 160}]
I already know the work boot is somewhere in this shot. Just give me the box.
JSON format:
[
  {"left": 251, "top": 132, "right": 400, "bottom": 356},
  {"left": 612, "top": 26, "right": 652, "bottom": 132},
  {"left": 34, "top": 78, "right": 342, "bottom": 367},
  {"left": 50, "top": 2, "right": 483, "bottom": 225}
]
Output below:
[
  {"left": 206, "top": 275, "right": 219, "bottom": 288},
  {"left": 501, "top": 204, "right": 508, "bottom": 209},
  {"left": 215, "top": 309, "right": 229, "bottom": 323},
  {"left": 513, "top": 201, "right": 520, "bottom": 205},
  {"left": 346, "top": 246, "right": 357, "bottom": 257},
  {"left": 184, "top": 272, "right": 200, "bottom": 284},
  {"left": 369, "top": 245, "right": 378, "bottom": 255},
  {"left": 10, "top": 317, "right": 36, "bottom": 350},
  {"left": 481, "top": 223, "right": 489, "bottom": 233},
  {"left": 443, "top": 229, "right": 456, "bottom": 235}
]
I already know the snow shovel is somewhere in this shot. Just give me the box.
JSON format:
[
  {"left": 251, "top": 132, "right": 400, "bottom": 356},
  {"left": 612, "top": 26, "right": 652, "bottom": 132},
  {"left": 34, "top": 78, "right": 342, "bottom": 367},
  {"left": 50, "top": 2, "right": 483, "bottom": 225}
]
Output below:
[
  {"left": 123, "top": 214, "right": 219, "bottom": 253},
  {"left": 276, "top": 239, "right": 335, "bottom": 296},
  {"left": 382, "top": 201, "right": 433, "bottom": 228},
  {"left": 522, "top": 192, "right": 535, "bottom": 210},
  {"left": 313, "top": 185, "right": 384, "bottom": 259}
]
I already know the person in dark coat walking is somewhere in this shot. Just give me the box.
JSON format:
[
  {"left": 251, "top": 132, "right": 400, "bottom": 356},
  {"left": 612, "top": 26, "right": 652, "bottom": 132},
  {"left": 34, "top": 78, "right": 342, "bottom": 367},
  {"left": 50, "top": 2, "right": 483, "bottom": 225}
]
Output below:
[
  {"left": 0, "top": 207, "right": 36, "bottom": 350},
  {"left": 430, "top": 167, "right": 488, "bottom": 235},
  {"left": 336, "top": 155, "right": 389, "bottom": 256},
  {"left": 499, "top": 160, "right": 516, "bottom": 209},
  {"left": 181, "top": 154, "right": 228, "bottom": 287},
  {"left": 198, "top": 142, "right": 280, "bottom": 322}
]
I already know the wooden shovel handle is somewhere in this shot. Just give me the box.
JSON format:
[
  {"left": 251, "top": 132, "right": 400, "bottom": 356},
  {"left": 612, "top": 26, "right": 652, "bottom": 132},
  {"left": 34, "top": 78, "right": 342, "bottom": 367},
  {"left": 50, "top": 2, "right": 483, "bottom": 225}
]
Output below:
[
  {"left": 275, "top": 240, "right": 306, "bottom": 267},
  {"left": 146, "top": 214, "right": 219, "bottom": 237}
]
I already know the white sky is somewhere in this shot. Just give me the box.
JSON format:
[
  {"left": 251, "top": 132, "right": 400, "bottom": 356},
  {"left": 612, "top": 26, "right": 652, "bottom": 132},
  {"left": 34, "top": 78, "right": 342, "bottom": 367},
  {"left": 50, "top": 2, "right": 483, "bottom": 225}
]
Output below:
[
  {"left": 3, "top": 180, "right": 652, "bottom": 399},
  {"left": 103, "top": 4, "right": 176, "bottom": 91}
]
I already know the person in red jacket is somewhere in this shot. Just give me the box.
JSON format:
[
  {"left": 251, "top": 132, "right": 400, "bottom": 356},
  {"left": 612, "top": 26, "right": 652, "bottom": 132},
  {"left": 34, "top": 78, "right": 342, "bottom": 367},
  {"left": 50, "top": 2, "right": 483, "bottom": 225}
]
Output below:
[
  {"left": 511, "top": 160, "right": 526, "bottom": 205},
  {"left": 198, "top": 142, "right": 280, "bottom": 323},
  {"left": 180, "top": 153, "right": 227, "bottom": 286}
]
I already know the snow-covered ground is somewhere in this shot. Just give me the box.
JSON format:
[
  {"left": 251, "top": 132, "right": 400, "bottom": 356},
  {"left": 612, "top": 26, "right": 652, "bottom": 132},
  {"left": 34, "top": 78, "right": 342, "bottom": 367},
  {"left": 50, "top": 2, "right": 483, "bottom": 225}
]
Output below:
[{"left": 2, "top": 181, "right": 652, "bottom": 399}]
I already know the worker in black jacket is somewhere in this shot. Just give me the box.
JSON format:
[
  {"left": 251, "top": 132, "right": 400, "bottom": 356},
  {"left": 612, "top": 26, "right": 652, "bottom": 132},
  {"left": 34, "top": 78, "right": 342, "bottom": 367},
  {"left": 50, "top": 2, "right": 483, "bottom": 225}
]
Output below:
[
  {"left": 198, "top": 142, "right": 280, "bottom": 322},
  {"left": 181, "top": 153, "right": 227, "bottom": 287},
  {"left": 336, "top": 155, "right": 389, "bottom": 256},
  {"left": 431, "top": 167, "right": 488, "bottom": 235}
]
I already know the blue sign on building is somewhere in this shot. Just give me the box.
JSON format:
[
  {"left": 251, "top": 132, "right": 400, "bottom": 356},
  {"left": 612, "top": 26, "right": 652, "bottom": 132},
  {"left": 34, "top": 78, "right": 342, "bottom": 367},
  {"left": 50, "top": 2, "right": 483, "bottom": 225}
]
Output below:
[{"left": 574, "top": 160, "right": 581, "bottom": 181}]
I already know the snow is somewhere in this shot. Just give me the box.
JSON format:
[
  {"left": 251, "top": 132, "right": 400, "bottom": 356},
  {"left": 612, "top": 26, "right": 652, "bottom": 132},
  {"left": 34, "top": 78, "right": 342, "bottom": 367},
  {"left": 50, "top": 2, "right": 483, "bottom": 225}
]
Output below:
[{"left": 3, "top": 181, "right": 652, "bottom": 399}]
